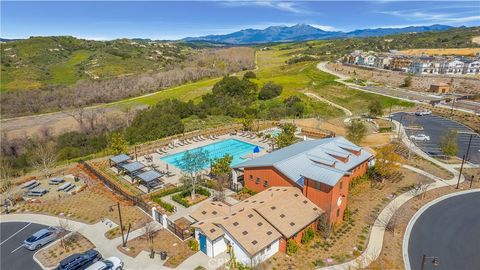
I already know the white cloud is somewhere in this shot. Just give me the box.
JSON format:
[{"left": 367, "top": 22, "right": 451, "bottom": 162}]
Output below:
[
  {"left": 309, "top": 24, "right": 340, "bottom": 31},
  {"left": 378, "top": 8, "right": 480, "bottom": 25},
  {"left": 220, "top": 1, "right": 314, "bottom": 15}
]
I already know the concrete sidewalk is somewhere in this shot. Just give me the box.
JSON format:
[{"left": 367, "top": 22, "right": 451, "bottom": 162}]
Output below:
[{"left": 318, "top": 121, "right": 467, "bottom": 270}]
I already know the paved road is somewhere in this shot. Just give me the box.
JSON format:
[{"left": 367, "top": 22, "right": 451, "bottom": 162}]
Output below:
[
  {"left": 407, "top": 192, "right": 480, "bottom": 270},
  {"left": 0, "top": 222, "right": 46, "bottom": 270},
  {"left": 392, "top": 112, "right": 480, "bottom": 164}
]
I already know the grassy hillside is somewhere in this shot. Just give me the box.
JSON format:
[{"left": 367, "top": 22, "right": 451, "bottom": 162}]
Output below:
[
  {"left": 285, "top": 26, "right": 480, "bottom": 60},
  {"left": 0, "top": 36, "right": 191, "bottom": 91}
]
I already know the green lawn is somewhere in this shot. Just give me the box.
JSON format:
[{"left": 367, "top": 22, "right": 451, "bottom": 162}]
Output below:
[{"left": 48, "top": 50, "right": 92, "bottom": 85}]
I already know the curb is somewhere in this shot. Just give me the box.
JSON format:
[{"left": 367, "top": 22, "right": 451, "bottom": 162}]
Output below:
[{"left": 402, "top": 189, "right": 480, "bottom": 270}]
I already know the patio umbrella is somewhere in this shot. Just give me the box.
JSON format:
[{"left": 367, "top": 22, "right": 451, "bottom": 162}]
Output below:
[
  {"left": 166, "top": 164, "right": 169, "bottom": 171},
  {"left": 253, "top": 146, "right": 260, "bottom": 153}
]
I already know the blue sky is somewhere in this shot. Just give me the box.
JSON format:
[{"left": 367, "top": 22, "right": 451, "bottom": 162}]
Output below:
[{"left": 1, "top": 1, "right": 479, "bottom": 40}]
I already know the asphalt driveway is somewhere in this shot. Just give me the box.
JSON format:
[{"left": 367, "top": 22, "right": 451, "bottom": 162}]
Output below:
[
  {"left": 392, "top": 112, "right": 480, "bottom": 164},
  {"left": 407, "top": 192, "right": 480, "bottom": 270},
  {"left": 0, "top": 222, "right": 46, "bottom": 270}
]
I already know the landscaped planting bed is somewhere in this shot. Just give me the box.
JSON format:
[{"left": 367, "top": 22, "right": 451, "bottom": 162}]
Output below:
[
  {"left": 261, "top": 167, "right": 431, "bottom": 270},
  {"left": 118, "top": 229, "right": 196, "bottom": 268},
  {"left": 36, "top": 233, "right": 95, "bottom": 268},
  {"left": 171, "top": 187, "right": 210, "bottom": 207}
]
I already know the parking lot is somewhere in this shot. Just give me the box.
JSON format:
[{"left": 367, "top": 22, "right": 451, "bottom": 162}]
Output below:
[
  {"left": 0, "top": 222, "right": 46, "bottom": 270},
  {"left": 393, "top": 112, "right": 480, "bottom": 164}
]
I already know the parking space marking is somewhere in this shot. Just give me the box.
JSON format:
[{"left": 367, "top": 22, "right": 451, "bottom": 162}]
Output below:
[
  {"left": 0, "top": 222, "right": 31, "bottom": 246},
  {"left": 10, "top": 245, "right": 24, "bottom": 254}
]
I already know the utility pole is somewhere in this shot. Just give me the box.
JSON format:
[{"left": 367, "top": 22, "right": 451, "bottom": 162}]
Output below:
[
  {"left": 470, "top": 175, "right": 475, "bottom": 189},
  {"left": 456, "top": 155, "right": 465, "bottom": 189},
  {"left": 465, "top": 133, "right": 473, "bottom": 161},
  {"left": 117, "top": 201, "right": 126, "bottom": 247}
]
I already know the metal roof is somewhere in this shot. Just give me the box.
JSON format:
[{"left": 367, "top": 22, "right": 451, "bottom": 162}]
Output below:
[
  {"left": 110, "top": 154, "right": 131, "bottom": 164},
  {"left": 135, "top": 170, "right": 163, "bottom": 183},
  {"left": 120, "top": 161, "right": 145, "bottom": 173},
  {"left": 234, "top": 137, "right": 373, "bottom": 187}
]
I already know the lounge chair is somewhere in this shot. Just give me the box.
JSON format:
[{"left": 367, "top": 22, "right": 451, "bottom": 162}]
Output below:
[
  {"left": 166, "top": 171, "right": 176, "bottom": 177},
  {"left": 192, "top": 137, "right": 199, "bottom": 142},
  {"left": 199, "top": 135, "right": 206, "bottom": 140},
  {"left": 178, "top": 141, "right": 184, "bottom": 146}
]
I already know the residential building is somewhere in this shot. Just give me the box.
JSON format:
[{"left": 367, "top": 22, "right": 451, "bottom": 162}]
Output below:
[
  {"left": 362, "top": 54, "right": 376, "bottom": 67},
  {"left": 411, "top": 57, "right": 442, "bottom": 74},
  {"left": 190, "top": 187, "right": 323, "bottom": 267},
  {"left": 374, "top": 55, "right": 391, "bottom": 69},
  {"left": 388, "top": 57, "right": 413, "bottom": 71},
  {"left": 233, "top": 137, "right": 373, "bottom": 224},
  {"left": 440, "top": 60, "right": 464, "bottom": 75},
  {"left": 463, "top": 60, "right": 480, "bottom": 74}
]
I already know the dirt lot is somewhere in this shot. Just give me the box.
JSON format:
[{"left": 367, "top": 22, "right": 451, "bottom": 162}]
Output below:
[
  {"left": 118, "top": 229, "right": 196, "bottom": 268},
  {"left": 261, "top": 167, "right": 431, "bottom": 269},
  {"left": 36, "top": 232, "right": 95, "bottom": 268},
  {"left": 328, "top": 62, "right": 480, "bottom": 95},
  {"left": 370, "top": 173, "right": 480, "bottom": 269},
  {"left": 14, "top": 165, "right": 148, "bottom": 229},
  {"left": 399, "top": 48, "right": 480, "bottom": 57}
]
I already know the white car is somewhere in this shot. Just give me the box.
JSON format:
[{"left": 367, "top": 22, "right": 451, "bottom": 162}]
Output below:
[
  {"left": 415, "top": 110, "right": 432, "bottom": 116},
  {"left": 409, "top": 134, "right": 430, "bottom": 141},
  {"left": 86, "top": 256, "right": 123, "bottom": 270}
]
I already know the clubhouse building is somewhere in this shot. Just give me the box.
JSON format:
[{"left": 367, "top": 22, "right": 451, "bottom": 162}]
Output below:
[{"left": 191, "top": 137, "right": 373, "bottom": 266}]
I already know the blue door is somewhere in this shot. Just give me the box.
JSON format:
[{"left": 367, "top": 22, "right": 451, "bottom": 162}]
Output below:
[{"left": 199, "top": 233, "right": 207, "bottom": 254}]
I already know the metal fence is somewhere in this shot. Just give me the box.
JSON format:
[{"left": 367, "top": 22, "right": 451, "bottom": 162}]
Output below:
[{"left": 79, "top": 160, "right": 151, "bottom": 215}]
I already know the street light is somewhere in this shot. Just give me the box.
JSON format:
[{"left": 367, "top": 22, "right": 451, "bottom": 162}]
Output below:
[{"left": 421, "top": 254, "right": 439, "bottom": 270}]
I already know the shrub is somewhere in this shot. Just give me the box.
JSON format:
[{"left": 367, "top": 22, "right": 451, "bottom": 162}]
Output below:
[
  {"left": 188, "top": 239, "right": 199, "bottom": 251},
  {"left": 343, "top": 207, "right": 351, "bottom": 222},
  {"left": 243, "top": 71, "right": 256, "bottom": 80},
  {"left": 151, "top": 197, "right": 175, "bottom": 212},
  {"left": 301, "top": 227, "right": 315, "bottom": 244},
  {"left": 172, "top": 194, "right": 190, "bottom": 207},
  {"left": 286, "top": 239, "right": 299, "bottom": 255},
  {"left": 258, "top": 81, "right": 283, "bottom": 100}
]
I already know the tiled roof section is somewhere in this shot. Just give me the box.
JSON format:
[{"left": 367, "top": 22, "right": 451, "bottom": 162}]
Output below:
[
  {"left": 233, "top": 137, "right": 373, "bottom": 187},
  {"left": 215, "top": 208, "right": 281, "bottom": 256},
  {"left": 191, "top": 219, "right": 224, "bottom": 240},
  {"left": 190, "top": 201, "right": 230, "bottom": 221},
  {"left": 254, "top": 188, "right": 324, "bottom": 238}
]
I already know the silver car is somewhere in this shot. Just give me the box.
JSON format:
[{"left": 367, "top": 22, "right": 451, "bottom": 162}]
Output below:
[{"left": 24, "top": 227, "right": 59, "bottom": 250}]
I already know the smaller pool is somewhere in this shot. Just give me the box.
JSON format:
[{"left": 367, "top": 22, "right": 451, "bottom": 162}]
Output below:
[{"left": 160, "top": 139, "right": 262, "bottom": 171}]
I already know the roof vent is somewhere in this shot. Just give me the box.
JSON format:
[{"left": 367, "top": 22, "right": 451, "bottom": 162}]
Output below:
[
  {"left": 242, "top": 231, "right": 248, "bottom": 235},
  {"left": 210, "top": 229, "right": 216, "bottom": 233},
  {"left": 303, "top": 200, "right": 308, "bottom": 204},
  {"left": 283, "top": 188, "right": 287, "bottom": 191},
  {"left": 212, "top": 211, "right": 218, "bottom": 215},
  {"left": 245, "top": 200, "right": 249, "bottom": 202},
  {"left": 260, "top": 201, "right": 264, "bottom": 204},
  {"left": 257, "top": 222, "right": 263, "bottom": 226},
  {"left": 198, "top": 222, "right": 204, "bottom": 225},
  {"left": 313, "top": 207, "right": 318, "bottom": 211},
  {"left": 290, "top": 222, "right": 295, "bottom": 226},
  {"left": 280, "top": 214, "right": 285, "bottom": 218},
  {"left": 252, "top": 200, "right": 257, "bottom": 203},
  {"left": 201, "top": 211, "right": 207, "bottom": 215},
  {"left": 270, "top": 206, "right": 276, "bottom": 210},
  {"left": 294, "top": 194, "right": 299, "bottom": 197},
  {"left": 267, "top": 231, "right": 272, "bottom": 235},
  {"left": 223, "top": 217, "right": 229, "bottom": 220},
  {"left": 248, "top": 214, "right": 254, "bottom": 218},
  {"left": 233, "top": 222, "right": 239, "bottom": 226},
  {"left": 252, "top": 240, "right": 258, "bottom": 245}
]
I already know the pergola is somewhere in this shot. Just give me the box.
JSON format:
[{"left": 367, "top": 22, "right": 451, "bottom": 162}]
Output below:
[
  {"left": 135, "top": 170, "right": 164, "bottom": 192},
  {"left": 109, "top": 154, "right": 131, "bottom": 168},
  {"left": 119, "top": 161, "right": 145, "bottom": 178}
]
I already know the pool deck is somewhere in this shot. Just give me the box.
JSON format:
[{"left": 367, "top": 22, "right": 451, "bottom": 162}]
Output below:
[{"left": 136, "top": 133, "right": 273, "bottom": 187}]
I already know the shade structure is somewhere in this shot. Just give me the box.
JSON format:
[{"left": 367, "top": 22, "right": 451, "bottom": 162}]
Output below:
[{"left": 110, "top": 154, "right": 131, "bottom": 165}]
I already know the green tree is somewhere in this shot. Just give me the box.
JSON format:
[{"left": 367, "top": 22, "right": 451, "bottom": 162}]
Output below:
[
  {"left": 401, "top": 75, "right": 412, "bottom": 87},
  {"left": 241, "top": 115, "right": 254, "bottom": 131},
  {"left": 258, "top": 81, "right": 283, "bottom": 100},
  {"left": 108, "top": 132, "right": 128, "bottom": 155},
  {"left": 440, "top": 130, "right": 458, "bottom": 156},
  {"left": 243, "top": 71, "right": 256, "bottom": 80},
  {"left": 368, "top": 100, "right": 383, "bottom": 118},
  {"left": 211, "top": 154, "right": 233, "bottom": 202},
  {"left": 275, "top": 123, "right": 297, "bottom": 149},
  {"left": 346, "top": 120, "right": 367, "bottom": 144},
  {"left": 181, "top": 149, "right": 210, "bottom": 199}
]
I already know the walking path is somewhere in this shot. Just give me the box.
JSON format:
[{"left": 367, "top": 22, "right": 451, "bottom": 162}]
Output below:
[
  {"left": 304, "top": 92, "right": 353, "bottom": 117},
  {"left": 318, "top": 120, "right": 475, "bottom": 270}
]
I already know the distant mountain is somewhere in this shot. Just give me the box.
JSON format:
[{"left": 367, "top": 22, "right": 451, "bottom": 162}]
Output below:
[{"left": 184, "top": 24, "right": 455, "bottom": 44}]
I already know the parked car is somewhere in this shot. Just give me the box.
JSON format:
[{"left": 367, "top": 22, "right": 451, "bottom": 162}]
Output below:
[
  {"left": 85, "top": 257, "right": 123, "bottom": 270},
  {"left": 23, "top": 227, "right": 59, "bottom": 250},
  {"left": 56, "top": 249, "right": 102, "bottom": 270},
  {"left": 409, "top": 134, "right": 430, "bottom": 141},
  {"left": 415, "top": 110, "right": 432, "bottom": 116}
]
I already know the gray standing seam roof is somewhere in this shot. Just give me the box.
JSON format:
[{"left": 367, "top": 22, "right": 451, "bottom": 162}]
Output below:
[
  {"left": 110, "top": 154, "right": 131, "bottom": 164},
  {"left": 120, "top": 161, "right": 145, "bottom": 173},
  {"left": 136, "top": 170, "right": 163, "bottom": 183},
  {"left": 234, "top": 137, "right": 373, "bottom": 187}
]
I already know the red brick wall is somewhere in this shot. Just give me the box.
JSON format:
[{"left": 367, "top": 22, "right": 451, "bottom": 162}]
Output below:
[{"left": 243, "top": 166, "right": 299, "bottom": 193}]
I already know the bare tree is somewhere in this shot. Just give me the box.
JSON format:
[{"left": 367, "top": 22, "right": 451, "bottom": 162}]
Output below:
[
  {"left": 28, "top": 141, "right": 58, "bottom": 178},
  {"left": 0, "top": 159, "right": 16, "bottom": 213},
  {"left": 141, "top": 218, "right": 156, "bottom": 254},
  {"left": 58, "top": 215, "right": 73, "bottom": 251},
  {"left": 411, "top": 179, "right": 433, "bottom": 200}
]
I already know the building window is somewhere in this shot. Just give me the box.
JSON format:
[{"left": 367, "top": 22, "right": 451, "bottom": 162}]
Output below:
[
  {"left": 315, "top": 182, "right": 321, "bottom": 190},
  {"left": 263, "top": 180, "right": 268, "bottom": 187},
  {"left": 266, "top": 244, "right": 271, "bottom": 251},
  {"left": 336, "top": 208, "right": 340, "bottom": 217},
  {"left": 249, "top": 175, "right": 253, "bottom": 180},
  {"left": 256, "top": 177, "right": 260, "bottom": 184},
  {"left": 339, "top": 181, "right": 343, "bottom": 190}
]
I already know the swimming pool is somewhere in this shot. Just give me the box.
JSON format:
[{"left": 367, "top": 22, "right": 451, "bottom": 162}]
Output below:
[{"left": 160, "top": 139, "right": 262, "bottom": 171}]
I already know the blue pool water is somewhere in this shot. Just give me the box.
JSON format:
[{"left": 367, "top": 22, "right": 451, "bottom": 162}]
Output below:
[{"left": 160, "top": 139, "right": 262, "bottom": 171}]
